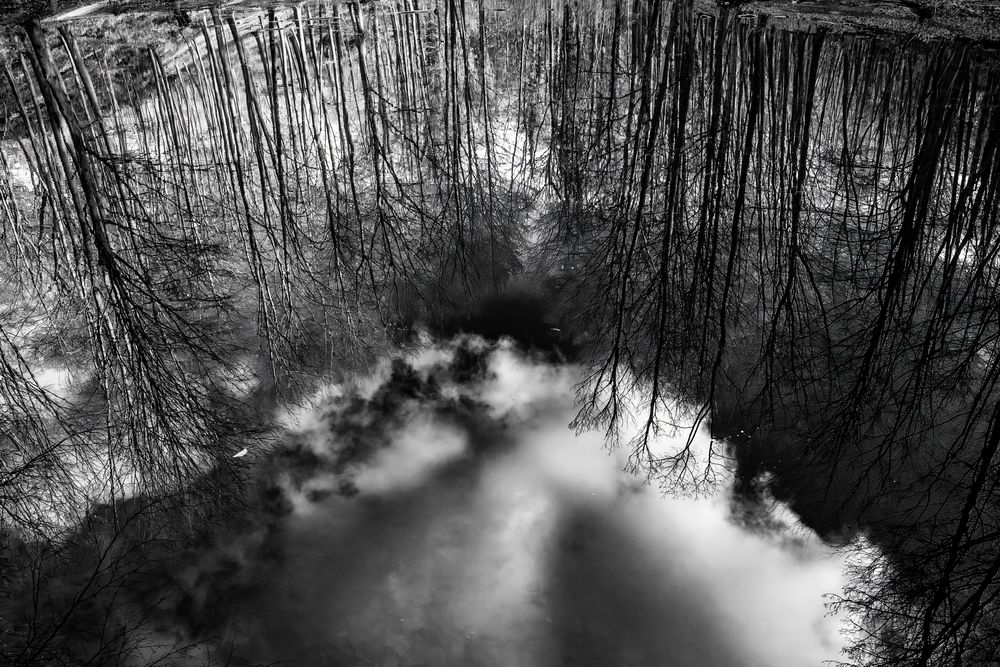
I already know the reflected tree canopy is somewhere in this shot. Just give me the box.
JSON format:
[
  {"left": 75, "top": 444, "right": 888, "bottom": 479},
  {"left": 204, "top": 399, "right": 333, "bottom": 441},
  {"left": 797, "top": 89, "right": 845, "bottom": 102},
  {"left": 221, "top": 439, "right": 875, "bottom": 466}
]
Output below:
[{"left": 1, "top": 0, "right": 999, "bottom": 664}]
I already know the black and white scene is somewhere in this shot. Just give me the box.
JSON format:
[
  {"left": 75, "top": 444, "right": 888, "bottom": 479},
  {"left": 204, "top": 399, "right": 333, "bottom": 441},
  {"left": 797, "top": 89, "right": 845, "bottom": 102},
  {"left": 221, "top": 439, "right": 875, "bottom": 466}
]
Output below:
[{"left": 1, "top": 0, "right": 999, "bottom": 665}]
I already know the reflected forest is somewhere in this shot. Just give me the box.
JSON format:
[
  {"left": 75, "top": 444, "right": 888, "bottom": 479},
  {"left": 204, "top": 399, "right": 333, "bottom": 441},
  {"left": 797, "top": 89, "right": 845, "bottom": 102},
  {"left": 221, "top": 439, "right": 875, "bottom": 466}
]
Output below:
[{"left": 2, "top": 0, "right": 1000, "bottom": 665}]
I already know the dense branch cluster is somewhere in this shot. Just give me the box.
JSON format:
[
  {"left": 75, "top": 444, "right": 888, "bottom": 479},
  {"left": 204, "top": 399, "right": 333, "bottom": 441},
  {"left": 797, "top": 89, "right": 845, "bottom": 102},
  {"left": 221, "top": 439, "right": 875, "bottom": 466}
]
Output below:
[
  {"left": 521, "top": 3, "right": 1000, "bottom": 663},
  {"left": 0, "top": 1, "right": 998, "bottom": 664}
]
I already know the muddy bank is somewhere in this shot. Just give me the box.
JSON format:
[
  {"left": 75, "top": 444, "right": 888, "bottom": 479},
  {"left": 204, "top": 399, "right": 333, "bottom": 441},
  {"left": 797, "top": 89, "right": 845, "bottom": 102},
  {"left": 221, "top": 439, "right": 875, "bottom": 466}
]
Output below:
[{"left": 2, "top": 0, "right": 999, "bottom": 45}]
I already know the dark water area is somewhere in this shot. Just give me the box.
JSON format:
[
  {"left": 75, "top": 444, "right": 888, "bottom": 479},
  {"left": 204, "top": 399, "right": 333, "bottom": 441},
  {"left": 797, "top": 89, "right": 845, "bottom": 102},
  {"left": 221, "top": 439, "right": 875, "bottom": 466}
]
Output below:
[
  {"left": 232, "top": 486, "right": 752, "bottom": 667},
  {"left": 547, "top": 504, "right": 751, "bottom": 667},
  {"left": 434, "top": 288, "right": 578, "bottom": 363}
]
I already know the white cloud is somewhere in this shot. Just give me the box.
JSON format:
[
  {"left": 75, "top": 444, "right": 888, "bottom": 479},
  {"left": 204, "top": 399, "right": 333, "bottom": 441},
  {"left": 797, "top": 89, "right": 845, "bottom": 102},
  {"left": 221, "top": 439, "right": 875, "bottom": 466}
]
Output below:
[
  {"left": 353, "top": 417, "right": 468, "bottom": 495},
  {"left": 231, "top": 344, "right": 860, "bottom": 666}
]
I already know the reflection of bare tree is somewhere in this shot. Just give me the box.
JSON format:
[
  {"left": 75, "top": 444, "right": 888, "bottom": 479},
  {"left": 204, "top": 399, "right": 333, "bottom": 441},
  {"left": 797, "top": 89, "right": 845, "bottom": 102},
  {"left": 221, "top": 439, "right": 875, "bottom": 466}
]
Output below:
[
  {"left": 17, "top": 19, "right": 243, "bottom": 496},
  {"left": 518, "top": 3, "right": 1000, "bottom": 663},
  {"left": 2, "top": 4, "right": 525, "bottom": 661}
]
